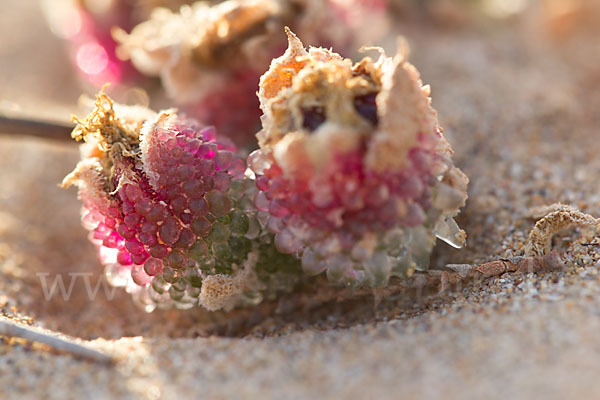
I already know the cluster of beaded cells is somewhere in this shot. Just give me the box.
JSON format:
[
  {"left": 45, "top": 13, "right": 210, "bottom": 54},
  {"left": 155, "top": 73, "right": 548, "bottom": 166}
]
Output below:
[
  {"left": 64, "top": 95, "right": 301, "bottom": 311},
  {"left": 64, "top": 29, "right": 468, "bottom": 310},
  {"left": 248, "top": 31, "right": 468, "bottom": 287}
]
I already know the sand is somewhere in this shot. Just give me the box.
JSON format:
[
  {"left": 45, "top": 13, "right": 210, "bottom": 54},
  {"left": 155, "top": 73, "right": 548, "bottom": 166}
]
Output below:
[{"left": 1, "top": 1, "right": 600, "bottom": 399}]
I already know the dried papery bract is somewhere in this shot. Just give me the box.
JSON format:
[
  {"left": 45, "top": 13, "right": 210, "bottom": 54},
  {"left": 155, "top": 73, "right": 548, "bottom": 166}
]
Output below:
[
  {"left": 249, "top": 30, "right": 469, "bottom": 287},
  {"left": 63, "top": 91, "right": 301, "bottom": 311}
]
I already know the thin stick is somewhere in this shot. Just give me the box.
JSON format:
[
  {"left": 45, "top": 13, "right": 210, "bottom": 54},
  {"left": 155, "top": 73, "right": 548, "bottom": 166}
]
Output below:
[
  {"left": 0, "top": 317, "right": 114, "bottom": 364},
  {"left": 0, "top": 115, "right": 74, "bottom": 142}
]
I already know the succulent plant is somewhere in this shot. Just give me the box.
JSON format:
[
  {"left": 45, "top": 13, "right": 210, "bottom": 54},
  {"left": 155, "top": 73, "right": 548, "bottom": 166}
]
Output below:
[
  {"left": 63, "top": 28, "right": 468, "bottom": 311},
  {"left": 248, "top": 29, "right": 469, "bottom": 287},
  {"left": 62, "top": 93, "right": 301, "bottom": 311}
]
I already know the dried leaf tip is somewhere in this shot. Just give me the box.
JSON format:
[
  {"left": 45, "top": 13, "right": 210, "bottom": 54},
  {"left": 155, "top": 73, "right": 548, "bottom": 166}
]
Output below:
[
  {"left": 0, "top": 318, "right": 114, "bottom": 364},
  {"left": 71, "top": 91, "right": 140, "bottom": 154},
  {"left": 394, "top": 36, "right": 410, "bottom": 64},
  {"left": 283, "top": 26, "right": 306, "bottom": 54},
  {"left": 258, "top": 28, "right": 308, "bottom": 102}
]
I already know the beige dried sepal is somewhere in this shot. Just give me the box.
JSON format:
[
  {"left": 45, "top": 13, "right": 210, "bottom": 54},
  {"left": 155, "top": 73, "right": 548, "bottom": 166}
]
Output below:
[
  {"left": 199, "top": 252, "right": 258, "bottom": 311},
  {"left": 365, "top": 42, "right": 440, "bottom": 172}
]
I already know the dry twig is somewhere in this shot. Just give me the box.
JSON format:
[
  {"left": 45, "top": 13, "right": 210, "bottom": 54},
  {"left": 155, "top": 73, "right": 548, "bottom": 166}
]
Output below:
[{"left": 0, "top": 317, "right": 114, "bottom": 364}]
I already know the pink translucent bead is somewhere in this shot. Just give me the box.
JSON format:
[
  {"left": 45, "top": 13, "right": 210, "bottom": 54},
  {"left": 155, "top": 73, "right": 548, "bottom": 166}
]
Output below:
[
  {"left": 395, "top": 175, "right": 424, "bottom": 199},
  {"left": 266, "top": 216, "right": 285, "bottom": 234},
  {"left": 131, "top": 264, "right": 152, "bottom": 286},
  {"left": 117, "top": 250, "right": 133, "bottom": 266},
  {"left": 149, "top": 243, "right": 169, "bottom": 259},
  {"left": 170, "top": 196, "right": 188, "bottom": 215},
  {"left": 175, "top": 228, "right": 196, "bottom": 249},
  {"left": 185, "top": 139, "right": 201, "bottom": 154},
  {"left": 139, "top": 232, "right": 158, "bottom": 246},
  {"left": 202, "top": 176, "right": 215, "bottom": 192},
  {"left": 131, "top": 251, "right": 150, "bottom": 265},
  {"left": 302, "top": 249, "right": 327, "bottom": 276},
  {"left": 176, "top": 136, "right": 187, "bottom": 148},
  {"left": 133, "top": 198, "right": 152, "bottom": 215},
  {"left": 213, "top": 172, "right": 231, "bottom": 192},
  {"left": 178, "top": 128, "right": 195, "bottom": 138},
  {"left": 189, "top": 198, "right": 208, "bottom": 216},
  {"left": 274, "top": 229, "right": 303, "bottom": 254},
  {"left": 102, "top": 230, "right": 121, "bottom": 248},
  {"left": 198, "top": 143, "right": 218, "bottom": 159},
  {"left": 191, "top": 217, "right": 212, "bottom": 236},
  {"left": 93, "top": 224, "right": 110, "bottom": 240},
  {"left": 117, "top": 223, "right": 135, "bottom": 239},
  {"left": 170, "top": 146, "right": 184, "bottom": 159},
  {"left": 166, "top": 185, "right": 181, "bottom": 200},
  {"left": 125, "top": 184, "right": 142, "bottom": 202},
  {"left": 177, "top": 165, "right": 195, "bottom": 181},
  {"left": 121, "top": 201, "right": 135, "bottom": 215},
  {"left": 106, "top": 206, "right": 121, "bottom": 219},
  {"left": 228, "top": 157, "right": 246, "bottom": 178},
  {"left": 205, "top": 191, "right": 231, "bottom": 217},
  {"left": 165, "top": 138, "right": 178, "bottom": 151},
  {"left": 254, "top": 191, "right": 270, "bottom": 211},
  {"left": 125, "top": 239, "right": 145, "bottom": 255},
  {"left": 256, "top": 176, "right": 270, "bottom": 191},
  {"left": 267, "top": 179, "right": 288, "bottom": 200},
  {"left": 409, "top": 149, "right": 433, "bottom": 172},
  {"left": 214, "top": 151, "right": 233, "bottom": 170},
  {"left": 269, "top": 199, "right": 289, "bottom": 218},
  {"left": 159, "top": 217, "right": 182, "bottom": 245},
  {"left": 200, "top": 126, "right": 217, "bottom": 142},
  {"left": 183, "top": 180, "right": 205, "bottom": 198},
  {"left": 124, "top": 213, "right": 141, "bottom": 227},
  {"left": 81, "top": 211, "right": 100, "bottom": 230},
  {"left": 216, "top": 137, "right": 236, "bottom": 152},
  {"left": 196, "top": 159, "right": 215, "bottom": 176},
  {"left": 248, "top": 150, "right": 272, "bottom": 175},
  {"left": 167, "top": 249, "right": 186, "bottom": 269},
  {"left": 366, "top": 185, "right": 390, "bottom": 207},
  {"left": 180, "top": 212, "right": 193, "bottom": 224},
  {"left": 140, "top": 221, "right": 158, "bottom": 235},
  {"left": 146, "top": 204, "right": 167, "bottom": 223},
  {"left": 144, "top": 258, "right": 164, "bottom": 276},
  {"left": 402, "top": 203, "right": 426, "bottom": 227}
]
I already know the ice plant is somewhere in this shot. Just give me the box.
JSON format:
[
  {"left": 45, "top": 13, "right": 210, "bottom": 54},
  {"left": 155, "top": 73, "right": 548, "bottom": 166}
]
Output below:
[
  {"left": 113, "top": 0, "right": 389, "bottom": 144},
  {"left": 248, "top": 30, "right": 469, "bottom": 287},
  {"left": 62, "top": 93, "right": 300, "bottom": 311},
  {"left": 62, "top": 30, "right": 470, "bottom": 311}
]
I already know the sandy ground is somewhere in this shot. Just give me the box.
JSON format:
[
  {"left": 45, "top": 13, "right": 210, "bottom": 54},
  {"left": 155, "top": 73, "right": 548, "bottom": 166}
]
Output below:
[{"left": 2, "top": 1, "right": 600, "bottom": 399}]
